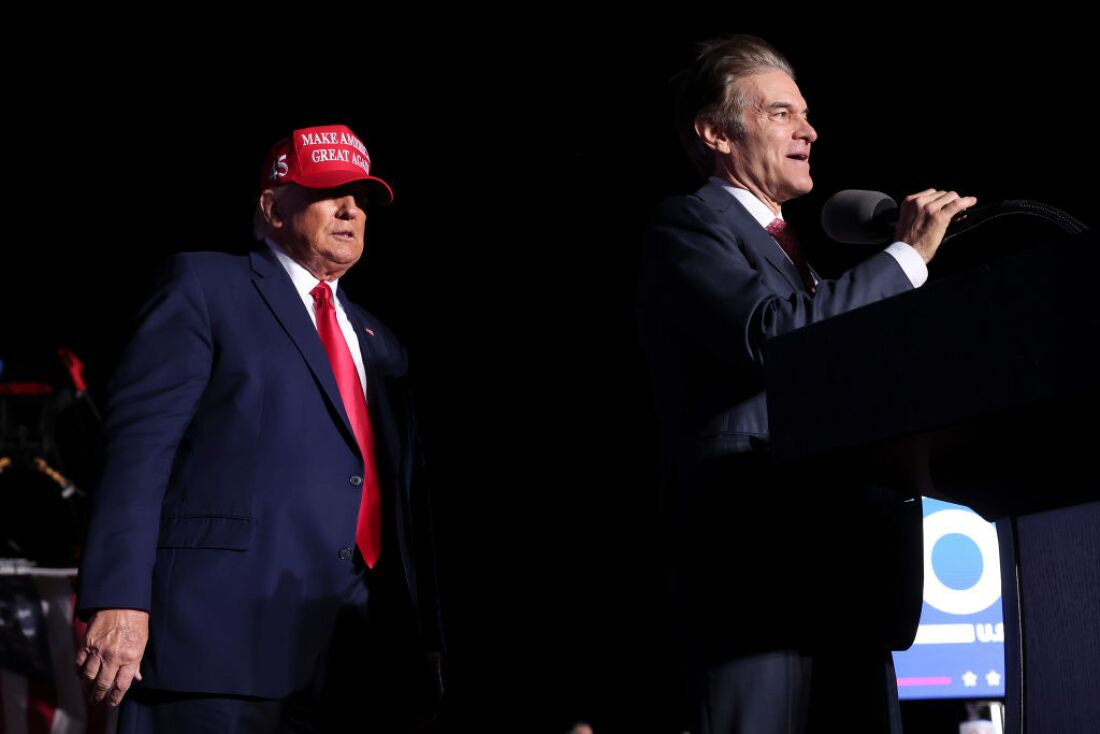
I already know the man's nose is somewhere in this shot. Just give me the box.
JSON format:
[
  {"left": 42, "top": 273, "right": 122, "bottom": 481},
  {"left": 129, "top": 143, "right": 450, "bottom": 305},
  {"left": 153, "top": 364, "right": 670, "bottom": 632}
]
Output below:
[
  {"left": 336, "top": 195, "right": 363, "bottom": 218},
  {"left": 799, "top": 117, "right": 818, "bottom": 143}
]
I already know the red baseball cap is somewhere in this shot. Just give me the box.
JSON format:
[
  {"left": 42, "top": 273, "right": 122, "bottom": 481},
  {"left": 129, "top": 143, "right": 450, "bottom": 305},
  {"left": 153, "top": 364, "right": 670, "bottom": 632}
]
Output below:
[{"left": 260, "top": 124, "right": 394, "bottom": 205}]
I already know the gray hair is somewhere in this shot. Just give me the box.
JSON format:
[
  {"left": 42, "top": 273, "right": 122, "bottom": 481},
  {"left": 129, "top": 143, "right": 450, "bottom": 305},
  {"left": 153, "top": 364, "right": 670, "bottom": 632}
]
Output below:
[{"left": 674, "top": 34, "right": 796, "bottom": 177}]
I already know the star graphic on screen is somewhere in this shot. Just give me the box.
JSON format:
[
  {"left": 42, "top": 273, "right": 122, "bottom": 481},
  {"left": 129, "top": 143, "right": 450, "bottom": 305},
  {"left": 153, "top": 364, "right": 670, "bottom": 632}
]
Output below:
[
  {"left": 962, "top": 670, "right": 978, "bottom": 687},
  {"left": 986, "top": 670, "right": 1001, "bottom": 686}
]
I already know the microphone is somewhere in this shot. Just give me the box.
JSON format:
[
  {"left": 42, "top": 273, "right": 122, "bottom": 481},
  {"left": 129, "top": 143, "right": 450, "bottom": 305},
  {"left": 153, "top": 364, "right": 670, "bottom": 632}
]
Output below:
[
  {"left": 822, "top": 190, "right": 1089, "bottom": 246},
  {"left": 821, "top": 189, "right": 897, "bottom": 245}
]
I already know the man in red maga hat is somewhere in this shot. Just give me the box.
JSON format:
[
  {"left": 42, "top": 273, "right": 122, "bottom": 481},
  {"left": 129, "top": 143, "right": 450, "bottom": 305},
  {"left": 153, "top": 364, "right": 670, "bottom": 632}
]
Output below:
[{"left": 75, "top": 124, "right": 443, "bottom": 732}]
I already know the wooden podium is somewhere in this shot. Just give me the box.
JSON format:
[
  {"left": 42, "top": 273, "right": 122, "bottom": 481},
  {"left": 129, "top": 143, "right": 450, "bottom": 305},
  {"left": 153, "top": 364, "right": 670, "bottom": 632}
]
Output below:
[{"left": 765, "top": 232, "right": 1099, "bottom": 733}]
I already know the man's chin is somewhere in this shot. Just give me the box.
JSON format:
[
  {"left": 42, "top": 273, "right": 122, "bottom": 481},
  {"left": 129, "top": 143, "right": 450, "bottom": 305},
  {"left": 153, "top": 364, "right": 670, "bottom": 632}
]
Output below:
[
  {"left": 784, "top": 180, "right": 814, "bottom": 200},
  {"left": 326, "top": 244, "right": 364, "bottom": 264}
]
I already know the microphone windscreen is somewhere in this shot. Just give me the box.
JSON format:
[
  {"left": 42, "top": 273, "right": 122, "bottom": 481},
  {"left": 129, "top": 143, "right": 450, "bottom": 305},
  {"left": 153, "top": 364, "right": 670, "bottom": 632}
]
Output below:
[{"left": 822, "top": 189, "right": 898, "bottom": 244}]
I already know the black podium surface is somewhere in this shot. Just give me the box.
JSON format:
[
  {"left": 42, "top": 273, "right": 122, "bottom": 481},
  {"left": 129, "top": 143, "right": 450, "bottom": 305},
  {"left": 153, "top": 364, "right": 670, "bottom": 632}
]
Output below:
[
  {"left": 767, "top": 231, "right": 1097, "bottom": 520},
  {"left": 765, "top": 232, "right": 1099, "bottom": 734}
]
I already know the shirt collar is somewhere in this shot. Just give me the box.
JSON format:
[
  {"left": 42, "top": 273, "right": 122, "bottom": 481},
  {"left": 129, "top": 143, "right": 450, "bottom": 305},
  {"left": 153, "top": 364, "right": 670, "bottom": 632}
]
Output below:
[
  {"left": 265, "top": 238, "right": 340, "bottom": 299},
  {"left": 708, "top": 176, "right": 782, "bottom": 228}
]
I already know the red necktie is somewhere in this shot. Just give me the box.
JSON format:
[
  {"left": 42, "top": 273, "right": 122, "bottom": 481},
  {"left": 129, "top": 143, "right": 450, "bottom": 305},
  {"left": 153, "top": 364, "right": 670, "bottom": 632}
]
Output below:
[
  {"left": 766, "top": 218, "right": 816, "bottom": 294},
  {"left": 310, "top": 282, "right": 381, "bottom": 568}
]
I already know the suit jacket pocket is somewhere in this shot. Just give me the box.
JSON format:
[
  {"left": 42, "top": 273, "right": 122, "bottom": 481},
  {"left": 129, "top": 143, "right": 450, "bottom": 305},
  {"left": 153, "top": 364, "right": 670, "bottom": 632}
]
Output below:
[{"left": 157, "top": 514, "right": 257, "bottom": 551}]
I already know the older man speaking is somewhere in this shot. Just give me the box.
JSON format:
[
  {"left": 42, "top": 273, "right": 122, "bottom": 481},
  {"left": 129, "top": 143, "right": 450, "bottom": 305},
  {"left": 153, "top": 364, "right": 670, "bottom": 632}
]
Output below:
[{"left": 638, "top": 36, "right": 976, "bottom": 733}]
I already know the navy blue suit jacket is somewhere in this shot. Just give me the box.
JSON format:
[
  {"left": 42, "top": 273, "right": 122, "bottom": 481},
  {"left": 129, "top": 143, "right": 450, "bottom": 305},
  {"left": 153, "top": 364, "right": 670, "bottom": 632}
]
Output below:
[
  {"left": 638, "top": 180, "right": 923, "bottom": 654},
  {"left": 77, "top": 245, "right": 440, "bottom": 697}
]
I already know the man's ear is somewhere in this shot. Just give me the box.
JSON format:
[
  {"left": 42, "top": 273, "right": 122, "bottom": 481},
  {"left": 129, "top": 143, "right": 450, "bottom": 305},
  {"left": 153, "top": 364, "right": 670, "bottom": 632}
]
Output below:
[
  {"left": 259, "top": 189, "right": 282, "bottom": 229},
  {"left": 694, "top": 116, "right": 733, "bottom": 155}
]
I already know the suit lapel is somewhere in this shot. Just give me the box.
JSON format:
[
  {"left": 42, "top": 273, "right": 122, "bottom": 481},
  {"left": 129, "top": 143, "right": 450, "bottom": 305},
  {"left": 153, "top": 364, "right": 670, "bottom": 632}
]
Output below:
[
  {"left": 696, "top": 181, "right": 807, "bottom": 293},
  {"left": 338, "top": 290, "right": 400, "bottom": 484},
  {"left": 248, "top": 247, "right": 359, "bottom": 451}
]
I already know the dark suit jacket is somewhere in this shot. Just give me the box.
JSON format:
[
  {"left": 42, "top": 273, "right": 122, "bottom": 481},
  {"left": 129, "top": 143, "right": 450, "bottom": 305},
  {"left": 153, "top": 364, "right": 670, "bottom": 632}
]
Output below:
[
  {"left": 638, "top": 180, "right": 924, "bottom": 657},
  {"left": 77, "top": 245, "right": 441, "bottom": 698}
]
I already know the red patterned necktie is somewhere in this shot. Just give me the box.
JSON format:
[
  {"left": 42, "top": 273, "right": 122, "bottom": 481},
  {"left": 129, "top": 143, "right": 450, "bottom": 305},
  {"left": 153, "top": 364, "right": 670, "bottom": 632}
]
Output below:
[
  {"left": 766, "top": 218, "right": 816, "bottom": 294},
  {"left": 310, "top": 282, "right": 381, "bottom": 568}
]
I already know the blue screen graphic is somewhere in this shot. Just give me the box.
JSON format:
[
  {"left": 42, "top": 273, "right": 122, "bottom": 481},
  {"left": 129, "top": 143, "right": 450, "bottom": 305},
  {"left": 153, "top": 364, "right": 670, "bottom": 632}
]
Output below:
[{"left": 893, "top": 498, "right": 1005, "bottom": 700}]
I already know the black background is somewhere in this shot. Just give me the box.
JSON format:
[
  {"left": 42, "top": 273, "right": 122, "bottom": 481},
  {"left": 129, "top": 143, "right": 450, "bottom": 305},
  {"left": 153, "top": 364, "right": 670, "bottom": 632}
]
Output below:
[{"left": 3, "top": 14, "right": 1091, "bottom": 732}]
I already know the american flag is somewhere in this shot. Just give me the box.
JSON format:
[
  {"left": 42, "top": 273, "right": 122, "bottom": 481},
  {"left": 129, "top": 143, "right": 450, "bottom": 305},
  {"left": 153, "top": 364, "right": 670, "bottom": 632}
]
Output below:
[{"left": 0, "top": 565, "right": 115, "bottom": 734}]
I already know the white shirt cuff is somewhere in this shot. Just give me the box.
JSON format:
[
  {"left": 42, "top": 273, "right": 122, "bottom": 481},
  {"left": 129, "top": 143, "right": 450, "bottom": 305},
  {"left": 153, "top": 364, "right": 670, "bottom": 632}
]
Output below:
[{"left": 885, "top": 242, "right": 928, "bottom": 288}]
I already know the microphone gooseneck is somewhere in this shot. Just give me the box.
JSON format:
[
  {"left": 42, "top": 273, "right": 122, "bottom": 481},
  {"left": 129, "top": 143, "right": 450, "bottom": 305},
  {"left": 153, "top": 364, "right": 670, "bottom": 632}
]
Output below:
[{"left": 822, "top": 190, "right": 1089, "bottom": 246}]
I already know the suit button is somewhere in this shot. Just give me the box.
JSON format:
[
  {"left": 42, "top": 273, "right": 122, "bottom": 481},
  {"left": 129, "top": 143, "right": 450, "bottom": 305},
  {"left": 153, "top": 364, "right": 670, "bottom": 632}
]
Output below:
[
  {"left": 349, "top": 475, "right": 363, "bottom": 486},
  {"left": 339, "top": 547, "right": 353, "bottom": 561}
]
